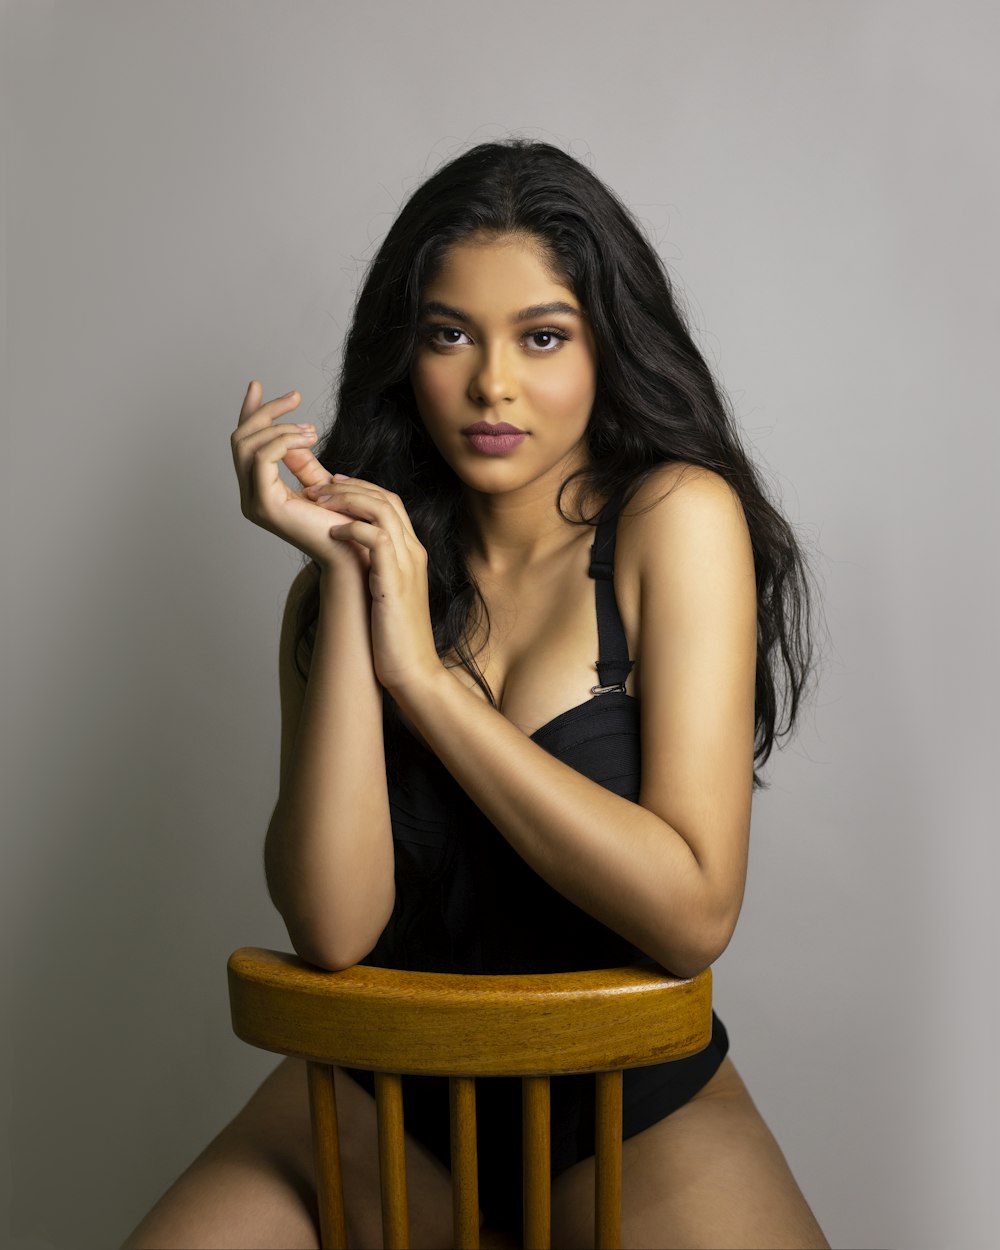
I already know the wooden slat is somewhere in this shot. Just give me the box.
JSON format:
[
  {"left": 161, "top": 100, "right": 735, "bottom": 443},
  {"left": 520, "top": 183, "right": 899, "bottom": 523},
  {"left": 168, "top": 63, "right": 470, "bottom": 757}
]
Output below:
[
  {"left": 594, "top": 1071, "right": 623, "bottom": 1250},
  {"left": 449, "top": 1076, "right": 480, "bottom": 1249},
  {"left": 306, "top": 1063, "right": 347, "bottom": 1250},
  {"left": 228, "top": 950, "right": 713, "bottom": 1077},
  {"left": 374, "top": 1072, "right": 409, "bottom": 1249},
  {"left": 522, "top": 1076, "right": 551, "bottom": 1250}
]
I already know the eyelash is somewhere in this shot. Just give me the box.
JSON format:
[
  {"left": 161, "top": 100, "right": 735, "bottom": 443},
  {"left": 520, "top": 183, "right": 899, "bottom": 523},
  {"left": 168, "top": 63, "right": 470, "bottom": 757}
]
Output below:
[{"left": 422, "top": 325, "right": 571, "bottom": 353}]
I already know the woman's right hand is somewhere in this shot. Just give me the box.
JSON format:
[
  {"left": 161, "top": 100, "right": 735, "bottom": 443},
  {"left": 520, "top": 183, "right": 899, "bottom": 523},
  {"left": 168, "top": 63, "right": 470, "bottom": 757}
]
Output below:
[{"left": 231, "top": 380, "right": 371, "bottom": 577}]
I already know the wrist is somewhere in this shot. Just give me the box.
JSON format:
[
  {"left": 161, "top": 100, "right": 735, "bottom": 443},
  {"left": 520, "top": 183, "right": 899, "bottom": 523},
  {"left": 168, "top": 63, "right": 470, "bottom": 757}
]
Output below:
[
  {"left": 386, "top": 659, "right": 453, "bottom": 715},
  {"left": 316, "top": 554, "right": 368, "bottom": 594}
]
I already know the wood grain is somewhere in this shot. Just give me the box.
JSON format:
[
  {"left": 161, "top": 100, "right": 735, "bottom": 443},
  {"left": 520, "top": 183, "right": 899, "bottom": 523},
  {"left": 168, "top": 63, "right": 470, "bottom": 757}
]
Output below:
[
  {"left": 228, "top": 949, "right": 715, "bottom": 1249},
  {"left": 594, "top": 1070, "right": 623, "bottom": 1250},
  {"left": 374, "top": 1072, "right": 408, "bottom": 1249},
  {"left": 306, "top": 1062, "right": 348, "bottom": 1250},
  {"left": 228, "top": 949, "right": 712, "bottom": 1076},
  {"left": 450, "top": 1076, "right": 480, "bottom": 1249},
  {"left": 522, "top": 1076, "right": 551, "bottom": 1250}
]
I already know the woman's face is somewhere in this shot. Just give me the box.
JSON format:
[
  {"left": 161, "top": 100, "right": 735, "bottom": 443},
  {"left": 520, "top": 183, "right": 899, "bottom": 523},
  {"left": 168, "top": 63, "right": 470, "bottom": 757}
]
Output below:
[{"left": 410, "top": 233, "right": 598, "bottom": 494}]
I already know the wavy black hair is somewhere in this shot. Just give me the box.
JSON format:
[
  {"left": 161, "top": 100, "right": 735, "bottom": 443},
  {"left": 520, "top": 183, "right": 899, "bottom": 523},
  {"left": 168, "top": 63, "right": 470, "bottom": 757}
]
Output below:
[{"left": 298, "top": 139, "right": 819, "bottom": 790}]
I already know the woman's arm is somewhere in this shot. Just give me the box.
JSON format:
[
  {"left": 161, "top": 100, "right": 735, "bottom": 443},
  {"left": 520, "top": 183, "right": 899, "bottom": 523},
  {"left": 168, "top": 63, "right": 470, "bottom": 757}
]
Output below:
[
  {"left": 230, "top": 382, "right": 395, "bottom": 971},
  {"left": 387, "top": 467, "right": 756, "bottom": 979},
  {"left": 264, "top": 563, "right": 395, "bottom": 971}
]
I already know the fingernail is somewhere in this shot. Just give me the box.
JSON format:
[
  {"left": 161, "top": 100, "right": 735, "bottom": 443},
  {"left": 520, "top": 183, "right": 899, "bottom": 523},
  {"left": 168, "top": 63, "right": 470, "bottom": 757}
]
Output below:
[
  {"left": 333, "top": 473, "right": 349, "bottom": 481},
  {"left": 295, "top": 423, "right": 313, "bottom": 431}
]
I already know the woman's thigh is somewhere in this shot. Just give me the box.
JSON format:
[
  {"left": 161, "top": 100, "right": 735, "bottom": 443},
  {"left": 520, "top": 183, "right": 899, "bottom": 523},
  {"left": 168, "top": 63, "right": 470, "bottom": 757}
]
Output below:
[
  {"left": 121, "top": 1057, "right": 457, "bottom": 1250},
  {"left": 549, "top": 1057, "right": 829, "bottom": 1250}
]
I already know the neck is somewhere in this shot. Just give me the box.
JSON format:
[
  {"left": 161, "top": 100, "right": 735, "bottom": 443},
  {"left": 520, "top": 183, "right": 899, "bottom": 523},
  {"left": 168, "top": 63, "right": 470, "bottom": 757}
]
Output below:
[{"left": 459, "top": 475, "right": 598, "bottom": 579}]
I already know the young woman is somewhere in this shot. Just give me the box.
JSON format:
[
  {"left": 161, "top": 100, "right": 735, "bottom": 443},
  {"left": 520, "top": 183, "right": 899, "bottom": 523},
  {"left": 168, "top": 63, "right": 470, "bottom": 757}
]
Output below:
[{"left": 125, "top": 140, "right": 828, "bottom": 1249}]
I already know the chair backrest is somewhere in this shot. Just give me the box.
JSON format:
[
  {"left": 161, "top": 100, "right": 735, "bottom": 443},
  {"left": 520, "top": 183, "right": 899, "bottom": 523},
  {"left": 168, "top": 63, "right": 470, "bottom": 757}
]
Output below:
[{"left": 227, "top": 947, "right": 712, "bottom": 1250}]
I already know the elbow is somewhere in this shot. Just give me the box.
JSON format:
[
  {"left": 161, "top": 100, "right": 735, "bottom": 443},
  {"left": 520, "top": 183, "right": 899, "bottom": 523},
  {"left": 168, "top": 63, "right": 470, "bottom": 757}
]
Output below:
[
  {"left": 283, "top": 893, "right": 395, "bottom": 974},
  {"left": 289, "top": 930, "right": 377, "bottom": 974},
  {"left": 293, "top": 944, "right": 361, "bottom": 974},
  {"left": 652, "top": 905, "right": 741, "bottom": 982},
  {"left": 656, "top": 948, "right": 715, "bottom": 982},
  {"left": 698, "top": 911, "right": 739, "bottom": 972}
]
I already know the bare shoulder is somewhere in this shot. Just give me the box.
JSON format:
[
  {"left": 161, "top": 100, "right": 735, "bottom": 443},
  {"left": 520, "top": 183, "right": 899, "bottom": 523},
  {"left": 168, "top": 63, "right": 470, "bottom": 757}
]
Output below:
[
  {"left": 621, "top": 460, "right": 749, "bottom": 538},
  {"left": 615, "top": 460, "right": 753, "bottom": 597}
]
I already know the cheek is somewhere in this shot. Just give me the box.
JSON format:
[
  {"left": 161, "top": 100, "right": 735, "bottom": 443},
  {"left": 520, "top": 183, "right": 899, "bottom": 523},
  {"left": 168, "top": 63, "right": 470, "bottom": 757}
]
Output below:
[
  {"left": 529, "top": 360, "right": 596, "bottom": 422},
  {"left": 410, "top": 357, "right": 455, "bottom": 420}
]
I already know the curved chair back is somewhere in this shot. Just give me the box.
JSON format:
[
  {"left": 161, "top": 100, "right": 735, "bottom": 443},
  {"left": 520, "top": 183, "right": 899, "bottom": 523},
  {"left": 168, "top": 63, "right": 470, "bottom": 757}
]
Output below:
[{"left": 228, "top": 948, "right": 712, "bottom": 1249}]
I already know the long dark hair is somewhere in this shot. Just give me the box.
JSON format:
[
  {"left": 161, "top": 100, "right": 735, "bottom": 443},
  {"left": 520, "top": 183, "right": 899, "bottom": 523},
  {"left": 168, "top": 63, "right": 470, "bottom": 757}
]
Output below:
[{"left": 298, "top": 139, "right": 819, "bottom": 790}]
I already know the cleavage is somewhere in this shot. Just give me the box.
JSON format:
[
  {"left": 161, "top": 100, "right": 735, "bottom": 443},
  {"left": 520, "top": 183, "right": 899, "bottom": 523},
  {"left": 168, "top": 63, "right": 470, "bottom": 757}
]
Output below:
[{"left": 448, "top": 533, "right": 617, "bottom": 739}]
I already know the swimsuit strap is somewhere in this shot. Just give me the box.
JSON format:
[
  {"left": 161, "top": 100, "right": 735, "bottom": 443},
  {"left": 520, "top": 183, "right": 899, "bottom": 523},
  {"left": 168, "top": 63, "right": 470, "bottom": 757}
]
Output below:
[{"left": 587, "top": 486, "right": 636, "bottom": 693}]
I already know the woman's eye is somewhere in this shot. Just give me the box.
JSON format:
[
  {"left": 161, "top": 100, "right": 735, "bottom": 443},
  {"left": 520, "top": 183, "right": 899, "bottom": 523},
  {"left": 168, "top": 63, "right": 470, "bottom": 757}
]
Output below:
[
  {"left": 525, "top": 329, "right": 569, "bottom": 352},
  {"left": 427, "top": 326, "right": 471, "bottom": 348},
  {"left": 422, "top": 325, "right": 569, "bottom": 352}
]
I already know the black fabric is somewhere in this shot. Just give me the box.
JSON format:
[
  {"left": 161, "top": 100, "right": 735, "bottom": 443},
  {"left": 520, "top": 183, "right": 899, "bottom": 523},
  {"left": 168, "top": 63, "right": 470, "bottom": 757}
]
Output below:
[{"left": 345, "top": 488, "right": 729, "bottom": 1234}]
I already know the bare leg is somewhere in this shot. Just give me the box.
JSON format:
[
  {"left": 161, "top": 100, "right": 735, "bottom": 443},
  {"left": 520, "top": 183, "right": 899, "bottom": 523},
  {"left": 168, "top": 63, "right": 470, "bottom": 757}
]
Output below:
[
  {"left": 120, "top": 1057, "right": 458, "bottom": 1250},
  {"left": 550, "top": 1057, "right": 829, "bottom": 1250}
]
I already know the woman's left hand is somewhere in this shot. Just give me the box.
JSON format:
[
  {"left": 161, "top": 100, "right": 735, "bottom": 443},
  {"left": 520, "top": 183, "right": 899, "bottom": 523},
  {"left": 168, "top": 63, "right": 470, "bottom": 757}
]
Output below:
[{"left": 304, "top": 476, "right": 443, "bottom": 695}]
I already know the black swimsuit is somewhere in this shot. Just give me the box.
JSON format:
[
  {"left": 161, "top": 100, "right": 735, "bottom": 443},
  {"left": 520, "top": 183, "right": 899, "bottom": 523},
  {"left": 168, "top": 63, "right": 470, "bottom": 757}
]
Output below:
[{"left": 344, "top": 488, "right": 729, "bottom": 1234}]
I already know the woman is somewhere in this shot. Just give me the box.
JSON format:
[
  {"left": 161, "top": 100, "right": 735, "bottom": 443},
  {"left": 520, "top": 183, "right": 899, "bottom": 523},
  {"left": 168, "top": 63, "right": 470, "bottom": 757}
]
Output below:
[{"left": 125, "top": 140, "right": 828, "bottom": 1249}]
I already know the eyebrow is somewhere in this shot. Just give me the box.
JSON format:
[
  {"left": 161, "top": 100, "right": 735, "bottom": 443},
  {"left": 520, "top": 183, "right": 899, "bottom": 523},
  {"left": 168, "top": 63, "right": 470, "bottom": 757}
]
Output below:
[{"left": 419, "top": 300, "right": 582, "bottom": 323}]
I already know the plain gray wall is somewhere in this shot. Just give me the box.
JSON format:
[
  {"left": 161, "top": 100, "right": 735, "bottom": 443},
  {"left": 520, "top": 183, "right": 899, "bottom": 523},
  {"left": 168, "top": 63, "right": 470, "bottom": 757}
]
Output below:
[{"left": 4, "top": 2, "right": 997, "bottom": 1247}]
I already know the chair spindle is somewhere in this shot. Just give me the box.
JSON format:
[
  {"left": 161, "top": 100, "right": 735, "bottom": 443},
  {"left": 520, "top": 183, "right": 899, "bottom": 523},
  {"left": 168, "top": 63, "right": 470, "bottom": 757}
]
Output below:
[
  {"left": 306, "top": 1062, "right": 348, "bottom": 1250},
  {"left": 229, "top": 953, "right": 714, "bottom": 1250},
  {"left": 522, "top": 1075, "right": 551, "bottom": 1249},
  {"left": 374, "top": 1071, "right": 409, "bottom": 1249},
  {"left": 449, "top": 1076, "right": 480, "bottom": 1249},
  {"left": 594, "top": 1070, "right": 623, "bottom": 1250}
]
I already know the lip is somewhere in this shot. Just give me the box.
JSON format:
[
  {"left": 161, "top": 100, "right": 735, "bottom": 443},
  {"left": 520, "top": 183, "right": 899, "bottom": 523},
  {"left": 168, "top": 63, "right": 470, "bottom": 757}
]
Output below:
[
  {"left": 463, "top": 432, "right": 527, "bottom": 457},
  {"left": 460, "top": 421, "right": 526, "bottom": 435}
]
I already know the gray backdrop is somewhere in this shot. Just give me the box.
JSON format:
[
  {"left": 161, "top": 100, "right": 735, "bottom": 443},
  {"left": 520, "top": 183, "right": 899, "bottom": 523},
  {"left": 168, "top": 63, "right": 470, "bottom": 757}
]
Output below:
[{"left": 3, "top": 3, "right": 997, "bottom": 1248}]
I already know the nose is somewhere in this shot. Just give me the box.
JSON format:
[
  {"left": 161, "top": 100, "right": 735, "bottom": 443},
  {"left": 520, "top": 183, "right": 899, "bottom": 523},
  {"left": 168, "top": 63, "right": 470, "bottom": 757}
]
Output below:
[{"left": 469, "top": 343, "right": 517, "bottom": 406}]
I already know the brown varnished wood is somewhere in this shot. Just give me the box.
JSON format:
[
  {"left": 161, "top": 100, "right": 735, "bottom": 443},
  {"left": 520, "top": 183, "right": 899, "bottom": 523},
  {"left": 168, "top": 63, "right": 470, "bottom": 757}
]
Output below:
[
  {"left": 306, "top": 1063, "right": 348, "bottom": 1250},
  {"left": 449, "top": 1076, "right": 480, "bottom": 1249},
  {"left": 227, "top": 950, "right": 712, "bottom": 1077},
  {"left": 594, "top": 1071, "right": 623, "bottom": 1250},
  {"left": 228, "top": 949, "right": 714, "bottom": 1249},
  {"left": 522, "top": 1076, "right": 551, "bottom": 1250},
  {"left": 374, "top": 1072, "right": 409, "bottom": 1249}
]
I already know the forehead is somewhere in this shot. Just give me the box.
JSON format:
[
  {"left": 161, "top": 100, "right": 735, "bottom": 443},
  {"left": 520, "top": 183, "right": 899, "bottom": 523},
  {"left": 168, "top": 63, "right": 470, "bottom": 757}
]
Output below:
[{"left": 423, "top": 235, "right": 577, "bottom": 311}]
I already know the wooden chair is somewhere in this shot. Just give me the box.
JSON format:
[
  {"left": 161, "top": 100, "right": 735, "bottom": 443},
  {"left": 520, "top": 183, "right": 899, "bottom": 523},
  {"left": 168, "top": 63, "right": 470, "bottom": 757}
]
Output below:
[{"left": 227, "top": 948, "right": 713, "bottom": 1250}]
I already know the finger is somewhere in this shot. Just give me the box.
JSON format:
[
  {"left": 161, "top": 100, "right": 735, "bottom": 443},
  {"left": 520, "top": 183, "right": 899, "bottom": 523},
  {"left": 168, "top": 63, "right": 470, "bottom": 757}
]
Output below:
[
  {"left": 304, "top": 480, "right": 419, "bottom": 549},
  {"left": 282, "top": 446, "right": 334, "bottom": 490},
  {"left": 304, "top": 486, "right": 409, "bottom": 545},
  {"left": 234, "top": 384, "right": 301, "bottom": 439},
  {"left": 303, "top": 475, "right": 348, "bottom": 496},
  {"left": 328, "top": 520, "right": 399, "bottom": 580},
  {"left": 233, "top": 422, "right": 317, "bottom": 478},
  {"left": 303, "top": 479, "right": 407, "bottom": 522},
  {"left": 244, "top": 429, "right": 319, "bottom": 503},
  {"left": 238, "top": 379, "right": 298, "bottom": 424},
  {"left": 238, "top": 379, "right": 260, "bottom": 423}
]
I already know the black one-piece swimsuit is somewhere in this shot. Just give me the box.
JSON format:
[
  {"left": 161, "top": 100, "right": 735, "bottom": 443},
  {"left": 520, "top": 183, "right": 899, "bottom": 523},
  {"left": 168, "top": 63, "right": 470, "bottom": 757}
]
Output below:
[{"left": 344, "top": 487, "right": 729, "bottom": 1235}]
